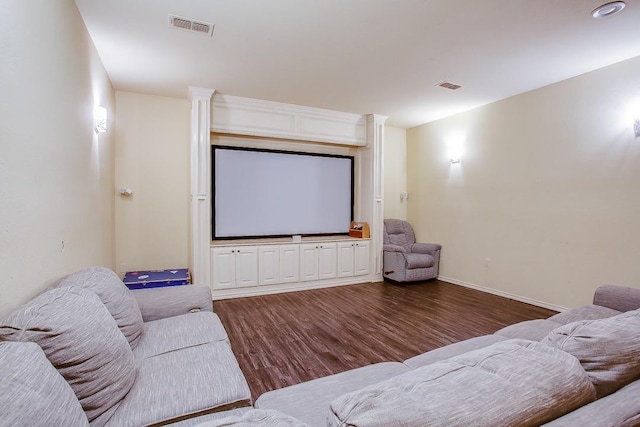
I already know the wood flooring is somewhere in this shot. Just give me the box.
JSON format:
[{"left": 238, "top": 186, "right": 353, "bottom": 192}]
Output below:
[{"left": 214, "top": 280, "right": 557, "bottom": 401}]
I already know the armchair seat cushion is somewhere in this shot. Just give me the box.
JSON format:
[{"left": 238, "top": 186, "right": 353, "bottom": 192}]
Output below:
[{"left": 406, "top": 253, "right": 434, "bottom": 269}]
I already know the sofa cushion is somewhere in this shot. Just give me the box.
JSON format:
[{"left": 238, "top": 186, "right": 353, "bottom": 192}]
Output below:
[
  {"left": 0, "top": 287, "right": 137, "bottom": 424},
  {"left": 191, "top": 409, "right": 308, "bottom": 427},
  {"left": 494, "top": 319, "right": 563, "bottom": 341},
  {"left": 255, "top": 362, "right": 410, "bottom": 427},
  {"left": 541, "top": 379, "right": 640, "bottom": 427},
  {"left": 105, "top": 341, "right": 251, "bottom": 427},
  {"left": 329, "top": 339, "right": 596, "bottom": 427},
  {"left": 0, "top": 342, "right": 89, "bottom": 427},
  {"left": 133, "top": 311, "right": 229, "bottom": 359},
  {"left": 548, "top": 304, "right": 621, "bottom": 325},
  {"left": 403, "top": 335, "right": 508, "bottom": 369},
  {"left": 165, "top": 408, "right": 252, "bottom": 427},
  {"left": 51, "top": 266, "right": 144, "bottom": 349},
  {"left": 541, "top": 309, "right": 640, "bottom": 398}
]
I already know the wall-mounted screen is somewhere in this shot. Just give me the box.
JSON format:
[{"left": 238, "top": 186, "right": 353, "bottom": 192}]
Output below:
[{"left": 212, "top": 146, "right": 354, "bottom": 239}]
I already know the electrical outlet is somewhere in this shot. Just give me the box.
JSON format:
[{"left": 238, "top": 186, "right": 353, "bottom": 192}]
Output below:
[{"left": 484, "top": 258, "right": 491, "bottom": 267}]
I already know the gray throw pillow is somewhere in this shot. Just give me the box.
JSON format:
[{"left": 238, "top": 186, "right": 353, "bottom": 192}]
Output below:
[
  {"left": 51, "top": 266, "right": 144, "bottom": 349},
  {"left": 0, "top": 341, "right": 89, "bottom": 426},
  {"left": 0, "top": 287, "right": 137, "bottom": 423},
  {"left": 542, "top": 309, "right": 640, "bottom": 397}
]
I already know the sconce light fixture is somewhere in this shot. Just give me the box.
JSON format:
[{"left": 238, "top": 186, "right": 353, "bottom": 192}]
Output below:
[
  {"left": 447, "top": 133, "right": 464, "bottom": 164},
  {"left": 635, "top": 117, "right": 640, "bottom": 138},
  {"left": 94, "top": 106, "right": 107, "bottom": 133}
]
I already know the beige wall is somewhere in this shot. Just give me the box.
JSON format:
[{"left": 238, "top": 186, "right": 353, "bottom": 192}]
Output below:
[
  {"left": 407, "top": 55, "right": 640, "bottom": 310},
  {"left": 0, "top": 0, "right": 115, "bottom": 316},
  {"left": 114, "top": 92, "right": 190, "bottom": 275},
  {"left": 384, "top": 126, "right": 408, "bottom": 221}
]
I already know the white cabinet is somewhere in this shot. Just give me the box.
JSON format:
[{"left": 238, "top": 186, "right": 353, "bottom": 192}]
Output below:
[
  {"left": 211, "top": 246, "right": 258, "bottom": 289},
  {"left": 353, "top": 240, "right": 371, "bottom": 276},
  {"left": 337, "top": 242, "right": 355, "bottom": 277},
  {"left": 300, "top": 243, "right": 337, "bottom": 282},
  {"left": 279, "top": 245, "right": 300, "bottom": 284},
  {"left": 211, "top": 239, "right": 369, "bottom": 296},
  {"left": 258, "top": 246, "right": 280, "bottom": 286},
  {"left": 318, "top": 243, "right": 337, "bottom": 280},
  {"left": 338, "top": 240, "right": 370, "bottom": 277},
  {"left": 300, "top": 243, "right": 320, "bottom": 282}
]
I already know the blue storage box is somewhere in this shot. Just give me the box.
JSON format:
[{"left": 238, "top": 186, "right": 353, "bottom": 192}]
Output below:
[{"left": 123, "top": 268, "right": 190, "bottom": 290}]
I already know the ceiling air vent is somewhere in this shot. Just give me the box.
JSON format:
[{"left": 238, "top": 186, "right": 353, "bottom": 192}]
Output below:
[
  {"left": 436, "top": 81, "right": 462, "bottom": 90},
  {"left": 169, "top": 14, "right": 214, "bottom": 37}
]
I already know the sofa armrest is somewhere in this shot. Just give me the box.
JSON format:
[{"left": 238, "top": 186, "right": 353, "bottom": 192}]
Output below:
[
  {"left": 131, "top": 284, "right": 213, "bottom": 322},
  {"left": 593, "top": 285, "right": 640, "bottom": 313},
  {"left": 410, "top": 243, "right": 442, "bottom": 254},
  {"left": 383, "top": 244, "right": 406, "bottom": 253}
]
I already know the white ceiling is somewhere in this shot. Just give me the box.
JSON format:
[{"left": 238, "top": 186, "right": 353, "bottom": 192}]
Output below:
[{"left": 74, "top": 0, "right": 640, "bottom": 128}]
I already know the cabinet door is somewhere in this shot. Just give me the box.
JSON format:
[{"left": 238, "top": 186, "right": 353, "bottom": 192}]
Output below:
[
  {"left": 235, "top": 247, "right": 258, "bottom": 288},
  {"left": 337, "top": 242, "right": 355, "bottom": 277},
  {"left": 279, "top": 245, "right": 300, "bottom": 283},
  {"left": 211, "top": 247, "right": 236, "bottom": 290},
  {"left": 299, "top": 244, "right": 319, "bottom": 282},
  {"left": 258, "top": 246, "right": 280, "bottom": 286},
  {"left": 318, "top": 243, "right": 337, "bottom": 280},
  {"left": 354, "top": 241, "right": 370, "bottom": 276}
]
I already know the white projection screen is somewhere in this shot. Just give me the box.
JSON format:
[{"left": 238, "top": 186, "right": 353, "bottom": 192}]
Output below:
[{"left": 213, "top": 146, "right": 354, "bottom": 239}]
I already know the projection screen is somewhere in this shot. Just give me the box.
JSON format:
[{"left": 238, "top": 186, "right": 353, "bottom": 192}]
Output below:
[{"left": 213, "top": 146, "right": 354, "bottom": 239}]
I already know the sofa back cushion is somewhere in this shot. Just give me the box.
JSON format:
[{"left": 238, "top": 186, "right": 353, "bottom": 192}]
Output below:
[
  {"left": 0, "top": 341, "right": 89, "bottom": 426},
  {"left": 0, "top": 287, "right": 137, "bottom": 424},
  {"left": 542, "top": 309, "right": 640, "bottom": 398},
  {"left": 329, "top": 339, "right": 596, "bottom": 427},
  {"left": 51, "top": 266, "right": 144, "bottom": 349}
]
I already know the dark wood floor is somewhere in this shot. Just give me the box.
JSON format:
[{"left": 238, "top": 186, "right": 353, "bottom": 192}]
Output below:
[{"left": 214, "top": 280, "right": 556, "bottom": 401}]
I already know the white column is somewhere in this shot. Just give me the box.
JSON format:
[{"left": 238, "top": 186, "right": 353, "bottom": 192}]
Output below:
[
  {"left": 189, "top": 87, "right": 215, "bottom": 286},
  {"left": 367, "top": 114, "right": 387, "bottom": 279}
]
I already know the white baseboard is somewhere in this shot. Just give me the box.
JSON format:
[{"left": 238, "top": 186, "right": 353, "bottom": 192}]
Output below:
[
  {"left": 438, "top": 275, "right": 568, "bottom": 313},
  {"left": 212, "top": 274, "right": 380, "bottom": 300}
]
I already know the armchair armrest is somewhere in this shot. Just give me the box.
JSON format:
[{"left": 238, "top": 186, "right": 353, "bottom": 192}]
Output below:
[
  {"left": 410, "top": 243, "right": 442, "bottom": 254},
  {"left": 593, "top": 285, "right": 640, "bottom": 313},
  {"left": 383, "top": 244, "right": 407, "bottom": 253},
  {"left": 131, "top": 284, "right": 213, "bottom": 322}
]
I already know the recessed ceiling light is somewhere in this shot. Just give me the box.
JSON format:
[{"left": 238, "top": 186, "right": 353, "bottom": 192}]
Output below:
[{"left": 591, "top": 1, "right": 626, "bottom": 18}]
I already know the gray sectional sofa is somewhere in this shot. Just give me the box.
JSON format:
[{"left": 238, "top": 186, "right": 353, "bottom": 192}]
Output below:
[
  {"left": 3, "top": 267, "right": 640, "bottom": 426},
  {"left": 223, "top": 284, "right": 640, "bottom": 426},
  {"left": 0, "top": 267, "right": 252, "bottom": 426}
]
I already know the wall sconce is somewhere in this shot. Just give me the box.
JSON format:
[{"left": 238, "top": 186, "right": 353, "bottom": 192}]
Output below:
[
  {"left": 94, "top": 106, "right": 107, "bottom": 133},
  {"left": 447, "top": 133, "right": 464, "bottom": 164},
  {"left": 635, "top": 117, "right": 640, "bottom": 137}
]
